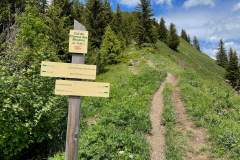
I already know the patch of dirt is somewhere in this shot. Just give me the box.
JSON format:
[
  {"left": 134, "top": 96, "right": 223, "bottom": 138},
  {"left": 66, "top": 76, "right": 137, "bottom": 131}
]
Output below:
[
  {"left": 147, "top": 73, "right": 173, "bottom": 160},
  {"left": 85, "top": 116, "right": 97, "bottom": 126},
  {"left": 169, "top": 74, "right": 212, "bottom": 160},
  {"left": 147, "top": 60, "right": 156, "bottom": 69}
]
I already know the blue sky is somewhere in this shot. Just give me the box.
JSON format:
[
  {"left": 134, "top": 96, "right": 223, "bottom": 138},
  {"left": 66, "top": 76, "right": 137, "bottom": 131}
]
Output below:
[{"left": 109, "top": 0, "right": 240, "bottom": 58}]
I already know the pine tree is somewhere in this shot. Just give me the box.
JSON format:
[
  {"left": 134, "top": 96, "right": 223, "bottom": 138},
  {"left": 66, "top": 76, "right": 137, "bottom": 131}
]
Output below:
[
  {"left": 181, "top": 29, "right": 188, "bottom": 42},
  {"left": 71, "top": 0, "right": 85, "bottom": 24},
  {"left": 102, "top": 0, "right": 113, "bottom": 25},
  {"left": 52, "top": 0, "right": 73, "bottom": 17},
  {"left": 98, "top": 26, "right": 121, "bottom": 72},
  {"left": 111, "top": 3, "right": 122, "bottom": 34},
  {"left": 158, "top": 17, "right": 168, "bottom": 43},
  {"left": 38, "top": 0, "right": 48, "bottom": 12},
  {"left": 187, "top": 34, "right": 191, "bottom": 43},
  {"left": 110, "top": 4, "right": 126, "bottom": 47},
  {"left": 86, "top": 0, "right": 106, "bottom": 48},
  {"left": 216, "top": 39, "right": 228, "bottom": 68},
  {"left": 168, "top": 23, "right": 180, "bottom": 51},
  {"left": 193, "top": 36, "right": 201, "bottom": 51},
  {"left": 136, "top": 0, "right": 155, "bottom": 45},
  {"left": 45, "top": 2, "right": 71, "bottom": 61},
  {"left": 226, "top": 48, "right": 239, "bottom": 88}
]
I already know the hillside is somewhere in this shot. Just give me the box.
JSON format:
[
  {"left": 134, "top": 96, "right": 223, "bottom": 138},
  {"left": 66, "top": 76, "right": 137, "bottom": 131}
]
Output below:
[{"left": 50, "top": 40, "right": 240, "bottom": 160}]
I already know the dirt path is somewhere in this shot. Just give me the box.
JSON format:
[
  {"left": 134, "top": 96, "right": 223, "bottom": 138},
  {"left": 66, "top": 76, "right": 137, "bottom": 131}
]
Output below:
[
  {"left": 147, "top": 73, "right": 173, "bottom": 160},
  {"left": 169, "top": 74, "right": 211, "bottom": 160},
  {"left": 148, "top": 73, "right": 211, "bottom": 160}
]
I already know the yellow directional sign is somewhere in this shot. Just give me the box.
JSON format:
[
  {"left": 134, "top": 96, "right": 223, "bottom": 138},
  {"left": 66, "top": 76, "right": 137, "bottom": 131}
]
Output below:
[
  {"left": 55, "top": 80, "right": 110, "bottom": 97},
  {"left": 69, "top": 30, "right": 88, "bottom": 54},
  {"left": 41, "top": 61, "right": 96, "bottom": 80}
]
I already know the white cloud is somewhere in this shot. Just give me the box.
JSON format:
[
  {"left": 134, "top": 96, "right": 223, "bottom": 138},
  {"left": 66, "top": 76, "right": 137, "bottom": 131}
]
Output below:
[
  {"left": 233, "top": 2, "right": 240, "bottom": 11},
  {"left": 158, "top": 9, "right": 240, "bottom": 58},
  {"left": 183, "top": 0, "right": 216, "bottom": 8},
  {"left": 155, "top": 0, "right": 172, "bottom": 6},
  {"left": 119, "top": 0, "right": 139, "bottom": 7}
]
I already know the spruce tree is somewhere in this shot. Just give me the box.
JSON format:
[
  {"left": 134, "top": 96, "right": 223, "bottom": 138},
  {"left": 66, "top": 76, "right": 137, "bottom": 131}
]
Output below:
[
  {"left": 216, "top": 39, "right": 228, "bottom": 68},
  {"left": 168, "top": 23, "right": 180, "bottom": 51},
  {"left": 102, "top": 0, "right": 113, "bottom": 25},
  {"left": 86, "top": 0, "right": 106, "bottom": 48},
  {"left": 158, "top": 17, "right": 168, "bottom": 43},
  {"left": 181, "top": 29, "right": 188, "bottom": 41},
  {"left": 193, "top": 36, "right": 201, "bottom": 51},
  {"left": 111, "top": 4, "right": 123, "bottom": 34},
  {"left": 71, "top": 0, "right": 85, "bottom": 24},
  {"left": 136, "top": 0, "right": 155, "bottom": 45},
  {"left": 187, "top": 34, "right": 191, "bottom": 43},
  {"left": 111, "top": 4, "right": 126, "bottom": 47},
  {"left": 226, "top": 48, "right": 239, "bottom": 88},
  {"left": 98, "top": 26, "right": 121, "bottom": 72},
  {"left": 45, "top": 2, "right": 70, "bottom": 61}
]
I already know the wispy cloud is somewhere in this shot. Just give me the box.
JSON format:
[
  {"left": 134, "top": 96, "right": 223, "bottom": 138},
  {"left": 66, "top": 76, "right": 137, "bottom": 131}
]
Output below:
[
  {"left": 183, "top": 0, "right": 216, "bottom": 9},
  {"left": 158, "top": 7, "right": 240, "bottom": 57},
  {"left": 155, "top": 0, "right": 173, "bottom": 6},
  {"left": 119, "top": 0, "right": 139, "bottom": 7},
  {"left": 233, "top": 2, "right": 240, "bottom": 11}
]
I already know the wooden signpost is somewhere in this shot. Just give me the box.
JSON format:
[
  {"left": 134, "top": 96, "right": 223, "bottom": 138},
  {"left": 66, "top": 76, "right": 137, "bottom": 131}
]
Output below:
[
  {"left": 40, "top": 20, "right": 110, "bottom": 160},
  {"left": 41, "top": 61, "right": 96, "bottom": 80},
  {"left": 55, "top": 80, "right": 110, "bottom": 97}
]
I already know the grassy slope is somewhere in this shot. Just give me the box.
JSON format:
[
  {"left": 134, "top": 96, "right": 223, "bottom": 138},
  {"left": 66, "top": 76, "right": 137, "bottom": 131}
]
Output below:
[
  {"left": 51, "top": 40, "right": 240, "bottom": 159},
  {"left": 149, "top": 40, "right": 240, "bottom": 159},
  {"left": 51, "top": 49, "right": 166, "bottom": 159}
]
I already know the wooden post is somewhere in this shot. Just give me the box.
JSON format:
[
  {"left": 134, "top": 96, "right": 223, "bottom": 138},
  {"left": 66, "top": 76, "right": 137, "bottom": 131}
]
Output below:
[{"left": 65, "top": 20, "right": 86, "bottom": 160}]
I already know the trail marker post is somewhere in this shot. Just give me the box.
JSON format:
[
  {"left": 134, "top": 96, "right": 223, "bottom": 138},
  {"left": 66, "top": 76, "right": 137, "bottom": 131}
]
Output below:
[
  {"left": 40, "top": 20, "right": 110, "bottom": 160},
  {"left": 65, "top": 20, "right": 85, "bottom": 160}
]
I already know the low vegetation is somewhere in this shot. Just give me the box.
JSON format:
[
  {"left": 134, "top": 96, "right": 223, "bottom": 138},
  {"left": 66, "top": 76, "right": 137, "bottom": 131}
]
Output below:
[
  {"left": 51, "top": 63, "right": 166, "bottom": 159},
  {"left": 162, "top": 84, "right": 184, "bottom": 160}
]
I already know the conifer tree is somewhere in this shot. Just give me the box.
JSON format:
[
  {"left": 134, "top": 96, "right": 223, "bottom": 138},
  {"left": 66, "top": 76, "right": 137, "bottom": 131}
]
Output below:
[
  {"left": 86, "top": 0, "right": 106, "bottom": 48},
  {"left": 193, "top": 36, "right": 201, "bottom": 51},
  {"left": 111, "top": 4, "right": 127, "bottom": 47},
  {"left": 136, "top": 0, "right": 155, "bottom": 45},
  {"left": 187, "top": 34, "right": 191, "bottom": 43},
  {"left": 111, "top": 4, "right": 123, "bottom": 34},
  {"left": 181, "top": 29, "right": 188, "bottom": 42},
  {"left": 158, "top": 17, "right": 168, "bottom": 43},
  {"left": 71, "top": 0, "right": 85, "bottom": 24},
  {"left": 98, "top": 26, "right": 121, "bottom": 72},
  {"left": 216, "top": 39, "right": 228, "bottom": 68},
  {"left": 168, "top": 23, "right": 180, "bottom": 51},
  {"left": 226, "top": 48, "right": 239, "bottom": 88},
  {"left": 102, "top": 0, "right": 113, "bottom": 25},
  {"left": 45, "top": 2, "right": 70, "bottom": 61},
  {"left": 38, "top": 0, "right": 48, "bottom": 12}
]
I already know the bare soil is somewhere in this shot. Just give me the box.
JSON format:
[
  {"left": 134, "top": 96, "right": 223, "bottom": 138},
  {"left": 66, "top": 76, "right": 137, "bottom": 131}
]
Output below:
[
  {"left": 147, "top": 73, "right": 211, "bottom": 160},
  {"left": 169, "top": 74, "right": 211, "bottom": 160},
  {"left": 147, "top": 73, "right": 173, "bottom": 160}
]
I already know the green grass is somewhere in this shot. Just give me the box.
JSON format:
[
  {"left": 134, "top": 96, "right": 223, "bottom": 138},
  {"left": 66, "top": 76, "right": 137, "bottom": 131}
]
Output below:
[
  {"left": 51, "top": 39, "right": 240, "bottom": 159},
  {"left": 50, "top": 61, "right": 166, "bottom": 159},
  {"left": 162, "top": 84, "right": 184, "bottom": 160}
]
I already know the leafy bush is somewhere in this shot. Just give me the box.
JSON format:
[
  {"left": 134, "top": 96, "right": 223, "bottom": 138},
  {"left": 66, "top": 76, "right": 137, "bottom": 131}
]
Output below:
[{"left": 0, "top": 5, "right": 67, "bottom": 159}]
